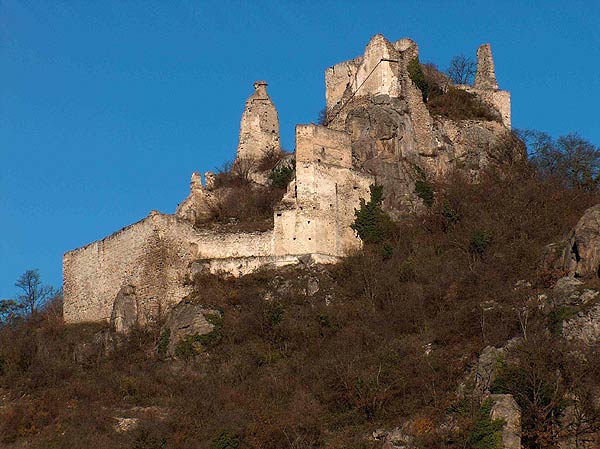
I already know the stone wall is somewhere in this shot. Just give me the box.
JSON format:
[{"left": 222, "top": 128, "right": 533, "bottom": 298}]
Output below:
[
  {"left": 64, "top": 124, "right": 372, "bottom": 324},
  {"left": 63, "top": 212, "right": 197, "bottom": 323},
  {"left": 274, "top": 124, "right": 372, "bottom": 258},
  {"left": 63, "top": 212, "right": 275, "bottom": 323}
]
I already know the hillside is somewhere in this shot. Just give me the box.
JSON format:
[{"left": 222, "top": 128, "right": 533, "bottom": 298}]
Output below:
[
  {"left": 3, "top": 34, "right": 600, "bottom": 449},
  {"left": 4, "top": 164, "right": 600, "bottom": 448}
]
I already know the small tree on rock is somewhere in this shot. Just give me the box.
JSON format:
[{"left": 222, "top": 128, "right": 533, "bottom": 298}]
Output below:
[{"left": 446, "top": 54, "right": 476, "bottom": 85}]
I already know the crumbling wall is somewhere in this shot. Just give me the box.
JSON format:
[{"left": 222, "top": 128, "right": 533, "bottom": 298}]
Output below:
[
  {"left": 175, "top": 172, "right": 215, "bottom": 224},
  {"left": 274, "top": 124, "right": 372, "bottom": 257},
  {"left": 325, "top": 34, "right": 401, "bottom": 116},
  {"left": 475, "top": 44, "right": 498, "bottom": 90},
  {"left": 63, "top": 212, "right": 198, "bottom": 324},
  {"left": 63, "top": 213, "right": 275, "bottom": 323},
  {"left": 460, "top": 43, "right": 511, "bottom": 128}
]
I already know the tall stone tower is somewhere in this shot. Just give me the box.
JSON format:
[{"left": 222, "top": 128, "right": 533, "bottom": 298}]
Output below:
[
  {"left": 236, "top": 81, "right": 281, "bottom": 161},
  {"left": 474, "top": 43, "right": 499, "bottom": 90}
]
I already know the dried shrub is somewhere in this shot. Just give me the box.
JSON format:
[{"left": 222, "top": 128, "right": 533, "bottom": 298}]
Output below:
[
  {"left": 257, "top": 148, "right": 285, "bottom": 172},
  {"left": 427, "top": 87, "right": 500, "bottom": 121},
  {"left": 210, "top": 184, "right": 286, "bottom": 229}
]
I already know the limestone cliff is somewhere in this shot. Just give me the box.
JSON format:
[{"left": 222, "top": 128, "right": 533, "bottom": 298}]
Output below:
[{"left": 324, "top": 35, "right": 521, "bottom": 213}]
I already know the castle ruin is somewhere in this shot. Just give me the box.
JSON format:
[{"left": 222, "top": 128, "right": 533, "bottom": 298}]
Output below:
[{"left": 63, "top": 34, "right": 514, "bottom": 324}]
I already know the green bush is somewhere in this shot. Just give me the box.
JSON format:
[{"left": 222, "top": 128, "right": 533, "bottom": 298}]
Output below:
[
  {"left": 408, "top": 57, "right": 429, "bottom": 102},
  {"left": 414, "top": 166, "right": 434, "bottom": 207},
  {"left": 157, "top": 329, "right": 170, "bottom": 357},
  {"left": 442, "top": 201, "right": 460, "bottom": 230},
  {"left": 174, "top": 313, "right": 224, "bottom": 358},
  {"left": 548, "top": 305, "right": 579, "bottom": 336},
  {"left": 264, "top": 302, "right": 284, "bottom": 327},
  {"left": 470, "top": 230, "right": 492, "bottom": 255},
  {"left": 269, "top": 164, "right": 294, "bottom": 188},
  {"left": 212, "top": 430, "right": 240, "bottom": 449},
  {"left": 466, "top": 399, "right": 504, "bottom": 449},
  {"left": 351, "top": 184, "right": 393, "bottom": 244}
]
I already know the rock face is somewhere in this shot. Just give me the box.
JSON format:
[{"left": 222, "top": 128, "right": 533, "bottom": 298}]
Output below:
[
  {"left": 563, "top": 303, "right": 600, "bottom": 345},
  {"left": 160, "top": 302, "right": 222, "bottom": 358},
  {"left": 490, "top": 394, "right": 522, "bottom": 449},
  {"left": 558, "top": 204, "right": 600, "bottom": 278},
  {"left": 341, "top": 93, "right": 515, "bottom": 212},
  {"left": 175, "top": 172, "right": 215, "bottom": 225},
  {"left": 110, "top": 285, "right": 138, "bottom": 334},
  {"left": 324, "top": 34, "right": 519, "bottom": 213},
  {"left": 236, "top": 81, "right": 281, "bottom": 161},
  {"left": 474, "top": 346, "right": 506, "bottom": 396}
]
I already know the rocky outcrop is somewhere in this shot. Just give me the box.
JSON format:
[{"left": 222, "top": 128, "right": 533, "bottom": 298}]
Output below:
[
  {"left": 110, "top": 285, "right": 138, "bottom": 334},
  {"left": 555, "top": 204, "right": 600, "bottom": 278},
  {"left": 323, "top": 35, "right": 519, "bottom": 214},
  {"left": 563, "top": 303, "right": 600, "bottom": 345},
  {"left": 335, "top": 92, "right": 519, "bottom": 212},
  {"left": 159, "top": 302, "right": 222, "bottom": 358},
  {"left": 474, "top": 346, "right": 506, "bottom": 397},
  {"left": 490, "top": 394, "right": 522, "bottom": 449}
]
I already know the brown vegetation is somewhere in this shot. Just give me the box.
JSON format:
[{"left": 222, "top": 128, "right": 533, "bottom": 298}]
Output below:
[
  {"left": 208, "top": 153, "right": 291, "bottom": 231},
  {"left": 2, "top": 156, "right": 600, "bottom": 448},
  {"left": 427, "top": 88, "right": 500, "bottom": 121}
]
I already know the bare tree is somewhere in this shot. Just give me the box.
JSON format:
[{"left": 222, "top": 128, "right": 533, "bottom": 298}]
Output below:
[
  {"left": 524, "top": 130, "right": 600, "bottom": 191},
  {"left": 446, "top": 54, "right": 476, "bottom": 85},
  {"left": 15, "top": 269, "right": 56, "bottom": 316}
]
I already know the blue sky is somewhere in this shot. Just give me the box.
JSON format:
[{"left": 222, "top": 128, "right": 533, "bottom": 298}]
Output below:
[{"left": 1, "top": 0, "right": 599, "bottom": 297}]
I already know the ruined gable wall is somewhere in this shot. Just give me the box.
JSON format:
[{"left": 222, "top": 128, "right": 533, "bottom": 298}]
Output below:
[
  {"left": 355, "top": 35, "right": 401, "bottom": 100},
  {"left": 325, "top": 35, "right": 401, "bottom": 119}
]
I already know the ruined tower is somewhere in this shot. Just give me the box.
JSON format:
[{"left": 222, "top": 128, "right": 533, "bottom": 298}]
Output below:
[
  {"left": 474, "top": 43, "right": 499, "bottom": 90},
  {"left": 236, "top": 81, "right": 281, "bottom": 161}
]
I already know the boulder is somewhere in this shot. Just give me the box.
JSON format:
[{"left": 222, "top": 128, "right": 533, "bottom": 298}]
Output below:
[
  {"left": 475, "top": 346, "right": 506, "bottom": 396},
  {"left": 159, "top": 301, "right": 222, "bottom": 358},
  {"left": 558, "top": 204, "right": 600, "bottom": 278},
  {"left": 490, "top": 394, "right": 521, "bottom": 449},
  {"left": 110, "top": 285, "right": 138, "bottom": 334},
  {"left": 563, "top": 303, "right": 600, "bottom": 345}
]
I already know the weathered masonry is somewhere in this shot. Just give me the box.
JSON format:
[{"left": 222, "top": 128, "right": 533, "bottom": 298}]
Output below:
[
  {"left": 64, "top": 34, "right": 512, "bottom": 324},
  {"left": 63, "top": 107, "right": 371, "bottom": 323}
]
